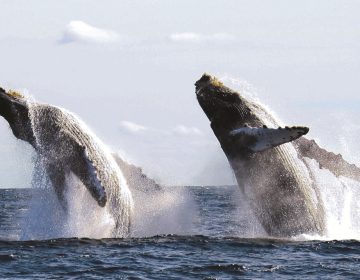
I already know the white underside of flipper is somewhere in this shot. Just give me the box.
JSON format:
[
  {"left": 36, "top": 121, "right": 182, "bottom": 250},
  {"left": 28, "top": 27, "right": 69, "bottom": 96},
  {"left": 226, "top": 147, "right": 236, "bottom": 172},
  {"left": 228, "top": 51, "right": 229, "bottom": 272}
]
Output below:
[
  {"left": 82, "top": 148, "right": 107, "bottom": 206},
  {"left": 230, "top": 126, "right": 309, "bottom": 152}
]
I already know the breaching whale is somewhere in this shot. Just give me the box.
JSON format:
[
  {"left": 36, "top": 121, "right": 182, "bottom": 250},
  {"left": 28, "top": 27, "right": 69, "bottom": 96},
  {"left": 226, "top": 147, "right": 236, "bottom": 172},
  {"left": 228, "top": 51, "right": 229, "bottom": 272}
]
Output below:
[
  {"left": 195, "top": 73, "right": 360, "bottom": 237},
  {"left": 0, "top": 88, "right": 133, "bottom": 236}
]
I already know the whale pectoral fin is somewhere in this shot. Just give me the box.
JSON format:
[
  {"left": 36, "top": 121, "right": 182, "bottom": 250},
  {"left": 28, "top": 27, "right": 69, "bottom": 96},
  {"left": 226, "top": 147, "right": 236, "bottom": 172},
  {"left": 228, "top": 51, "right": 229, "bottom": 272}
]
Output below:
[
  {"left": 230, "top": 126, "right": 309, "bottom": 152},
  {"left": 111, "top": 153, "right": 163, "bottom": 193},
  {"left": 71, "top": 146, "right": 107, "bottom": 207},
  {"left": 296, "top": 137, "right": 360, "bottom": 182},
  {"left": 46, "top": 164, "right": 67, "bottom": 209}
]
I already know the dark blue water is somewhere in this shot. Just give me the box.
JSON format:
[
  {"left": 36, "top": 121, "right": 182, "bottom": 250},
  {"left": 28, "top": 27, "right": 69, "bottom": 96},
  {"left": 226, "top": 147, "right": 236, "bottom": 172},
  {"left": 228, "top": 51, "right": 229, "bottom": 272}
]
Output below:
[{"left": 1, "top": 188, "right": 359, "bottom": 279}]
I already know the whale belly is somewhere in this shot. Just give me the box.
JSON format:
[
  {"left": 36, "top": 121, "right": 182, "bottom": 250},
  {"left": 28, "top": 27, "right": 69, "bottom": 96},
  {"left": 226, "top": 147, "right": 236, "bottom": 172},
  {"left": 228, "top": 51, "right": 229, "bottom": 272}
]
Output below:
[{"left": 231, "top": 143, "right": 325, "bottom": 237}]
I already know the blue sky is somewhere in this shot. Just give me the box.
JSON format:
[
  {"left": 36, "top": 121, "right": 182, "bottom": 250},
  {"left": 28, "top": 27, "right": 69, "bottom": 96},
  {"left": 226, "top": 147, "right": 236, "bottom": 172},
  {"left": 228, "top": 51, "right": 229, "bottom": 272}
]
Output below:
[{"left": 0, "top": 0, "right": 359, "bottom": 187}]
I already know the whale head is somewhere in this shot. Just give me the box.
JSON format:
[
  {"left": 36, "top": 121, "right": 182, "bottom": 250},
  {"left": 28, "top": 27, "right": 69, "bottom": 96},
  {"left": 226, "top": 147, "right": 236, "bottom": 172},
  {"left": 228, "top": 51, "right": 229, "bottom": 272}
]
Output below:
[
  {"left": 195, "top": 73, "right": 309, "bottom": 155},
  {"left": 195, "top": 73, "right": 256, "bottom": 135},
  {"left": 0, "top": 88, "right": 36, "bottom": 147}
]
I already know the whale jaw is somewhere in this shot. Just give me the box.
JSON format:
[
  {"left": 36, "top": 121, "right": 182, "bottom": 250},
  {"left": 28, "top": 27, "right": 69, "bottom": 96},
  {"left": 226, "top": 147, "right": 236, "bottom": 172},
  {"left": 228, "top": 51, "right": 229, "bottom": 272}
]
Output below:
[
  {"left": 0, "top": 88, "right": 36, "bottom": 147},
  {"left": 196, "top": 74, "right": 253, "bottom": 133}
]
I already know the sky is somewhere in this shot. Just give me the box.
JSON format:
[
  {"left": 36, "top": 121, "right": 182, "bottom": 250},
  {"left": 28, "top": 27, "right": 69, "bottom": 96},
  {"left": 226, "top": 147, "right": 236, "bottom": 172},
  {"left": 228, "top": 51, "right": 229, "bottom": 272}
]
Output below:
[{"left": 0, "top": 0, "right": 359, "bottom": 187}]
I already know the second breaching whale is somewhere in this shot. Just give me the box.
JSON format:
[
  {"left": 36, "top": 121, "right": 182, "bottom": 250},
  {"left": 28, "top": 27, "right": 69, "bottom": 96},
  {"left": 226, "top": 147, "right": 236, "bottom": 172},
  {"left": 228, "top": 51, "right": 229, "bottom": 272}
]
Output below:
[
  {"left": 195, "top": 73, "right": 360, "bottom": 237},
  {"left": 0, "top": 88, "right": 133, "bottom": 237}
]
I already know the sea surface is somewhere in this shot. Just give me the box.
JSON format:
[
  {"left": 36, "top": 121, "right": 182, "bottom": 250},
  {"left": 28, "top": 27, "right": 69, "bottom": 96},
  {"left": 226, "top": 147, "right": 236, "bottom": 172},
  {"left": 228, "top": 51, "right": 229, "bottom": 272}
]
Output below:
[{"left": 0, "top": 187, "right": 359, "bottom": 280}]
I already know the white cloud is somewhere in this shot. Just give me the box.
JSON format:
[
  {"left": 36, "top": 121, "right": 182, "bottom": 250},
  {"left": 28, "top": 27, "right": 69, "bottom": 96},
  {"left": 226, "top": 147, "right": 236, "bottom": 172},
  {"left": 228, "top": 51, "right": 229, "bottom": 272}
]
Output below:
[
  {"left": 169, "top": 33, "right": 203, "bottom": 43},
  {"left": 120, "top": 121, "right": 147, "bottom": 133},
  {"left": 120, "top": 122, "right": 202, "bottom": 137},
  {"left": 169, "top": 32, "right": 235, "bottom": 43},
  {"left": 172, "top": 125, "right": 202, "bottom": 136},
  {"left": 61, "top": 21, "right": 120, "bottom": 44}
]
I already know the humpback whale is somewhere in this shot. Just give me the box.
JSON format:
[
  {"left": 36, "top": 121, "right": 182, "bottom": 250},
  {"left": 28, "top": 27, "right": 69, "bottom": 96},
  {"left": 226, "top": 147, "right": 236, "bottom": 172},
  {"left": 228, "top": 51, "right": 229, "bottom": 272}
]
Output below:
[
  {"left": 0, "top": 88, "right": 133, "bottom": 236},
  {"left": 195, "top": 73, "right": 360, "bottom": 237}
]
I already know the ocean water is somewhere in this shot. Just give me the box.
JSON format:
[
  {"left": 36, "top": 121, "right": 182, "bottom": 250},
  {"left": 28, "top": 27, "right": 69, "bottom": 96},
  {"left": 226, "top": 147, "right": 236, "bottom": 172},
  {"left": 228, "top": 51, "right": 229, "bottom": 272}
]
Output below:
[{"left": 1, "top": 187, "right": 359, "bottom": 280}]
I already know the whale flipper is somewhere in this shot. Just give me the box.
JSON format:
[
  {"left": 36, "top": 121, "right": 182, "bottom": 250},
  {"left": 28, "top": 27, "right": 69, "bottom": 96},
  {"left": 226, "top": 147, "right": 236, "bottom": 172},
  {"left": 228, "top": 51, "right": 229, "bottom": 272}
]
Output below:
[
  {"left": 46, "top": 163, "right": 67, "bottom": 209},
  {"left": 112, "top": 154, "right": 163, "bottom": 193},
  {"left": 230, "top": 126, "right": 309, "bottom": 152},
  {"left": 70, "top": 146, "right": 107, "bottom": 207},
  {"left": 296, "top": 137, "right": 360, "bottom": 182}
]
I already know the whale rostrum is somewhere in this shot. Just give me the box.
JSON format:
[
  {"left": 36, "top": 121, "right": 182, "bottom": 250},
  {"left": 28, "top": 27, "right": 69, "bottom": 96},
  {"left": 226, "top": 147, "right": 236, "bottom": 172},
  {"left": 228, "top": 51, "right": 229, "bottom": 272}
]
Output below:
[
  {"left": 195, "top": 73, "right": 360, "bottom": 237},
  {"left": 0, "top": 88, "right": 133, "bottom": 236}
]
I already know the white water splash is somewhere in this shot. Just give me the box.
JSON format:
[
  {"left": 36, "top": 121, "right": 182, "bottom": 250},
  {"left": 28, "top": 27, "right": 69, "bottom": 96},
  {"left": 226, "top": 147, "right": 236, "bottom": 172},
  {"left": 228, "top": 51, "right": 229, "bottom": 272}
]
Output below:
[
  {"left": 63, "top": 172, "right": 116, "bottom": 238},
  {"left": 131, "top": 187, "right": 197, "bottom": 237},
  {"left": 113, "top": 150, "right": 198, "bottom": 237},
  {"left": 21, "top": 172, "right": 116, "bottom": 240},
  {"left": 294, "top": 158, "right": 360, "bottom": 241}
]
